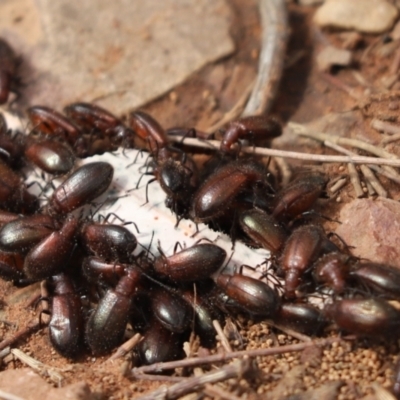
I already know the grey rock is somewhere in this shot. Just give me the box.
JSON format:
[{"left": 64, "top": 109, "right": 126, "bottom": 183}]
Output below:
[
  {"left": 336, "top": 198, "right": 400, "bottom": 268},
  {"left": 0, "top": 0, "right": 234, "bottom": 114},
  {"left": 314, "top": 0, "right": 399, "bottom": 34}
]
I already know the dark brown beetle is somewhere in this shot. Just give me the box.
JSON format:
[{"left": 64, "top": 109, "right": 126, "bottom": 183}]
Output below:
[
  {"left": 131, "top": 112, "right": 199, "bottom": 221},
  {"left": 82, "top": 256, "right": 127, "bottom": 286},
  {"left": 46, "top": 273, "right": 83, "bottom": 358},
  {"left": 86, "top": 267, "right": 143, "bottom": 355},
  {"left": 24, "top": 139, "right": 75, "bottom": 174},
  {"left": 350, "top": 262, "right": 400, "bottom": 299},
  {"left": 272, "top": 174, "right": 328, "bottom": 221},
  {"left": 154, "top": 146, "right": 199, "bottom": 219},
  {"left": 220, "top": 116, "right": 282, "bottom": 154},
  {"left": 190, "top": 160, "right": 271, "bottom": 224},
  {"left": 47, "top": 162, "right": 113, "bottom": 216},
  {"left": 280, "top": 224, "right": 335, "bottom": 299},
  {"left": 27, "top": 106, "right": 81, "bottom": 146},
  {"left": 154, "top": 243, "right": 226, "bottom": 282},
  {"left": 23, "top": 215, "right": 79, "bottom": 280},
  {"left": 215, "top": 274, "right": 280, "bottom": 317},
  {"left": 312, "top": 252, "right": 353, "bottom": 294},
  {"left": 0, "top": 214, "right": 57, "bottom": 253},
  {"left": 181, "top": 289, "right": 221, "bottom": 348},
  {"left": 239, "top": 208, "right": 288, "bottom": 254},
  {"left": 0, "top": 39, "right": 19, "bottom": 104},
  {"left": 64, "top": 102, "right": 135, "bottom": 149},
  {"left": 323, "top": 298, "right": 400, "bottom": 337},
  {"left": 136, "top": 319, "right": 185, "bottom": 366},
  {"left": 274, "top": 303, "right": 327, "bottom": 336},
  {"left": 151, "top": 288, "right": 192, "bottom": 333},
  {"left": 0, "top": 159, "right": 38, "bottom": 213},
  {"left": 130, "top": 111, "right": 169, "bottom": 154},
  {"left": 80, "top": 223, "right": 137, "bottom": 263}
]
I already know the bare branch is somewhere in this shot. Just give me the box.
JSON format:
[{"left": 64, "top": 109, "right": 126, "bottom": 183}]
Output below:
[
  {"left": 134, "top": 359, "right": 251, "bottom": 400},
  {"left": 168, "top": 136, "right": 400, "bottom": 167},
  {"left": 131, "top": 335, "right": 354, "bottom": 375}
]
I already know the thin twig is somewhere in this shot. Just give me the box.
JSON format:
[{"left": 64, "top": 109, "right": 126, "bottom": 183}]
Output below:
[
  {"left": 106, "top": 333, "right": 142, "bottom": 362},
  {"left": 382, "top": 132, "right": 400, "bottom": 144},
  {"left": 131, "top": 373, "right": 185, "bottom": 382},
  {"left": 131, "top": 335, "right": 354, "bottom": 375},
  {"left": 329, "top": 178, "right": 347, "bottom": 194},
  {"left": 213, "top": 320, "right": 233, "bottom": 353},
  {"left": 11, "top": 348, "right": 64, "bottom": 385},
  {"left": 364, "top": 178, "right": 376, "bottom": 196},
  {"left": 134, "top": 359, "right": 251, "bottom": 400},
  {"left": 371, "top": 119, "right": 400, "bottom": 135},
  {"left": 168, "top": 136, "right": 400, "bottom": 167},
  {"left": 273, "top": 157, "right": 292, "bottom": 186},
  {"left": 360, "top": 165, "right": 387, "bottom": 197},
  {"left": 0, "top": 321, "right": 42, "bottom": 351},
  {"left": 368, "top": 164, "right": 400, "bottom": 185},
  {"left": 347, "top": 164, "right": 364, "bottom": 198}
]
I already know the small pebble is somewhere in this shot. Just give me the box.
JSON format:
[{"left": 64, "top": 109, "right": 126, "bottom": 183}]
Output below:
[{"left": 314, "top": 0, "right": 398, "bottom": 34}]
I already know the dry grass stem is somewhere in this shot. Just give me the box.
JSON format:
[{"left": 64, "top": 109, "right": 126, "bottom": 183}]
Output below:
[
  {"left": 131, "top": 373, "right": 185, "bottom": 382},
  {"left": 289, "top": 122, "right": 399, "bottom": 161},
  {"left": 371, "top": 119, "right": 400, "bottom": 135},
  {"left": 213, "top": 320, "right": 233, "bottom": 353},
  {"left": 10, "top": 348, "right": 64, "bottom": 385},
  {"left": 323, "top": 140, "right": 387, "bottom": 197},
  {"left": 347, "top": 163, "right": 364, "bottom": 198},
  {"left": 273, "top": 156, "right": 292, "bottom": 185},
  {"left": 382, "top": 132, "right": 400, "bottom": 144},
  {"left": 106, "top": 333, "right": 142, "bottom": 362},
  {"left": 360, "top": 165, "right": 387, "bottom": 197},
  {"left": 368, "top": 164, "right": 400, "bottom": 185},
  {"left": 329, "top": 178, "right": 348, "bottom": 194}
]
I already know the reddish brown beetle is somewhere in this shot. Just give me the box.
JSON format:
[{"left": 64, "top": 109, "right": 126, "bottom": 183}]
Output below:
[
  {"left": 47, "top": 162, "right": 114, "bottom": 216},
  {"left": 220, "top": 115, "right": 282, "bottom": 153},
  {"left": 154, "top": 243, "right": 226, "bottom": 282}
]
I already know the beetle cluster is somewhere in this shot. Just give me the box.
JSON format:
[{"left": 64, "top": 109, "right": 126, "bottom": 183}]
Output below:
[{"left": 2, "top": 36, "right": 400, "bottom": 397}]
